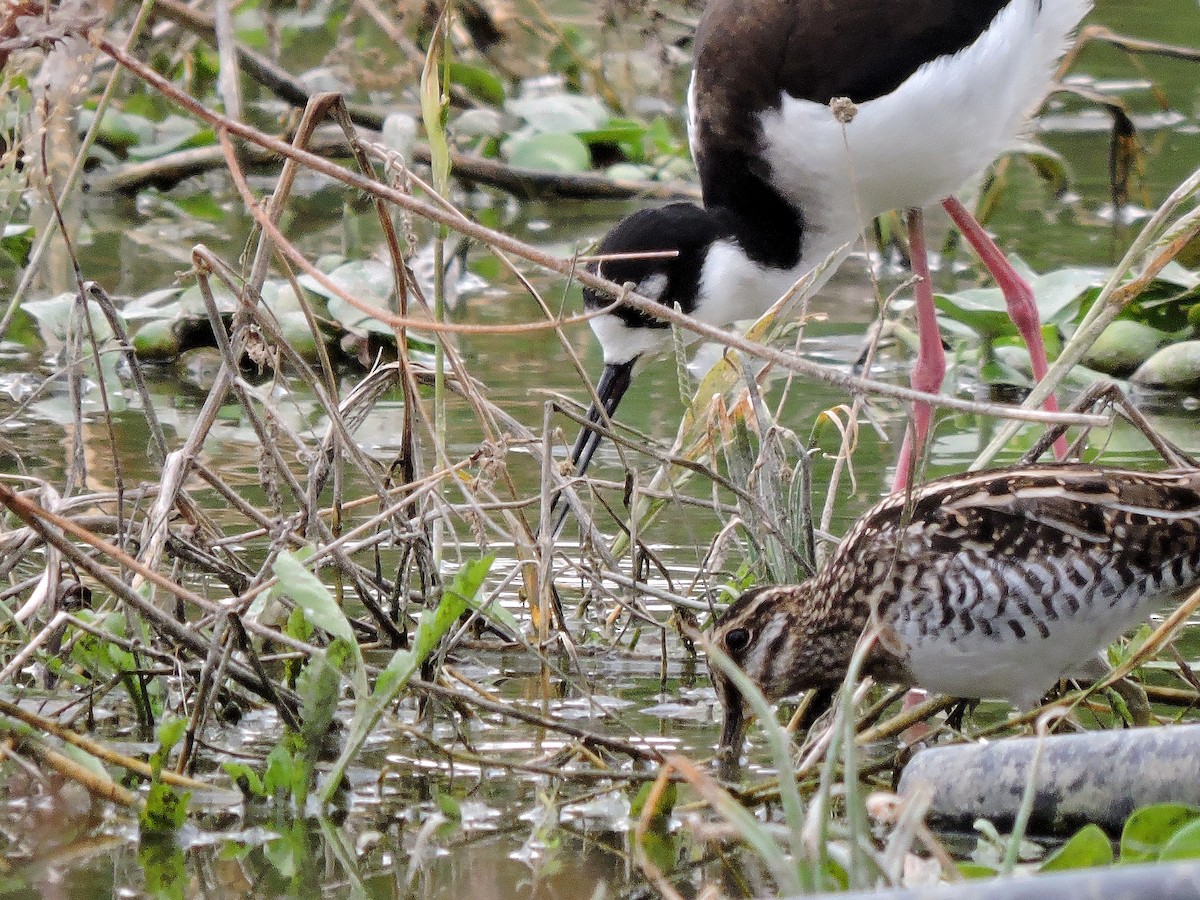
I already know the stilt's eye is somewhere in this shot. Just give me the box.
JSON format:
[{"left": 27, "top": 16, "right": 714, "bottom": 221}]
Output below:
[{"left": 724, "top": 627, "right": 751, "bottom": 654}]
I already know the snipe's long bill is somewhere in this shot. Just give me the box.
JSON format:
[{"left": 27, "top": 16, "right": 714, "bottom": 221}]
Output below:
[{"left": 710, "top": 464, "right": 1200, "bottom": 755}]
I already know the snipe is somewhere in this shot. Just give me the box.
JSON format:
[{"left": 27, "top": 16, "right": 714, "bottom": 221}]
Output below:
[{"left": 711, "top": 463, "right": 1200, "bottom": 754}]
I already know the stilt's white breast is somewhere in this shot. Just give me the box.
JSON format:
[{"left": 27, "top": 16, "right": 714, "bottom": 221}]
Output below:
[
  {"left": 695, "top": 239, "right": 845, "bottom": 325},
  {"left": 757, "top": 0, "right": 1091, "bottom": 269}
]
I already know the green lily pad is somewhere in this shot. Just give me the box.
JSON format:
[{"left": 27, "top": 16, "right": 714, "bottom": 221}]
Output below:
[
  {"left": 83, "top": 107, "right": 155, "bottom": 151},
  {"left": 132, "top": 319, "right": 181, "bottom": 360},
  {"left": 935, "top": 265, "right": 1106, "bottom": 338},
  {"left": 504, "top": 132, "right": 590, "bottom": 173},
  {"left": 178, "top": 279, "right": 238, "bottom": 317},
  {"left": 1131, "top": 341, "right": 1200, "bottom": 392},
  {"left": 606, "top": 162, "right": 654, "bottom": 181},
  {"left": 305, "top": 260, "right": 395, "bottom": 336},
  {"left": 1161, "top": 818, "right": 1200, "bottom": 861},
  {"left": 505, "top": 93, "right": 608, "bottom": 133},
  {"left": 24, "top": 292, "right": 119, "bottom": 346},
  {"left": 277, "top": 311, "right": 322, "bottom": 362},
  {"left": 125, "top": 115, "right": 216, "bottom": 161},
  {"left": 1081, "top": 320, "right": 1175, "bottom": 377},
  {"left": 122, "top": 287, "right": 185, "bottom": 322}
]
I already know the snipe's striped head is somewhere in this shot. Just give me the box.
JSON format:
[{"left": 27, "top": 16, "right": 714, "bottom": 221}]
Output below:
[{"left": 710, "top": 583, "right": 860, "bottom": 754}]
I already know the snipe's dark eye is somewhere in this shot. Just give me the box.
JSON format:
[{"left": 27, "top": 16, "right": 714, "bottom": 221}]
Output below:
[{"left": 724, "top": 627, "right": 751, "bottom": 654}]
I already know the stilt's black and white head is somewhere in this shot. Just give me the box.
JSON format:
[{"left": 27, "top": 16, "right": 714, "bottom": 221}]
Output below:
[{"left": 569, "top": 202, "right": 741, "bottom": 477}]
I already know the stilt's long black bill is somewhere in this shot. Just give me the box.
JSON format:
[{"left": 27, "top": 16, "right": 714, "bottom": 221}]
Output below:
[
  {"left": 570, "top": 360, "right": 635, "bottom": 475},
  {"left": 545, "top": 359, "right": 636, "bottom": 539}
]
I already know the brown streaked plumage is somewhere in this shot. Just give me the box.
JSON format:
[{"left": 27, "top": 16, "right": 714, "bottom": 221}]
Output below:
[{"left": 711, "top": 464, "right": 1200, "bottom": 754}]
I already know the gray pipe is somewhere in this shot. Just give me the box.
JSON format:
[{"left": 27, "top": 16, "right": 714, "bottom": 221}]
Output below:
[{"left": 897, "top": 724, "right": 1200, "bottom": 834}]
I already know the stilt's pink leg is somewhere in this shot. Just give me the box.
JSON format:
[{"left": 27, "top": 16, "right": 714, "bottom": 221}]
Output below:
[
  {"left": 893, "top": 208, "right": 944, "bottom": 492},
  {"left": 942, "top": 196, "right": 1068, "bottom": 459}
]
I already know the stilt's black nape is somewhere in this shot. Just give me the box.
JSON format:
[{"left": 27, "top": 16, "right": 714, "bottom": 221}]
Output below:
[{"left": 545, "top": 359, "right": 637, "bottom": 539}]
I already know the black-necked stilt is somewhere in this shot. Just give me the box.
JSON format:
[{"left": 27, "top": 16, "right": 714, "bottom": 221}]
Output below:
[{"left": 567, "top": 0, "right": 1090, "bottom": 500}]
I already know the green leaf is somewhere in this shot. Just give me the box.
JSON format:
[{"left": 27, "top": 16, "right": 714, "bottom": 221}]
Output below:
[
  {"left": 1006, "top": 140, "right": 1071, "bottom": 194},
  {"left": 86, "top": 107, "right": 155, "bottom": 150},
  {"left": 435, "top": 791, "right": 462, "bottom": 821},
  {"left": 1080, "top": 319, "right": 1174, "bottom": 377},
  {"left": 1131, "top": 341, "right": 1200, "bottom": 392},
  {"left": 285, "top": 604, "right": 314, "bottom": 643},
  {"left": 447, "top": 61, "right": 504, "bottom": 106},
  {"left": 149, "top": 717, "right": 188, "bottom": 778},
  {"left": 263, "top": 823, "right": 305, "bottom": 879},
  {"left": 606, "top": 162, "right": 654, "bottom": 181},
  {"left": 643, "top": 116, "right": 679, "bottom": 155},
  {"left": 546, "top": 25, "right": 592, "bottom": 81},
  {"left": 420, "top": 14, "right": 452, "bottom": 193},
  {"left": 319, "top": 557, "right": 494, "bottom": 803},
  {"left": 376, "top": 563, "right": 479, "bottom": 701},
  {"left": 505, "top": 132, "right": 590, "bottom": 173},
  {"left": 1041, "top": 824, "right": 1113, "bottom": 871},
  {"left": 177, "top": 278, "right": 238, "bottom": 317},
  {"left": 577, "top": 121, "right": 648, "bottom": 147},
  {"left": 140, "top": 782, "right": 190, "bottom": 835},
  {"left": 276, "top": 310, "right": 323, "bottom": 363},
  {"left": 303, "top": 259, "right": 395, "bottom": 336},
  {"left": 956, "top": 862, "right": 1000, "bottom": 880},
  {"left": 934, "top": 265, "right": 1105, "bottom": 337},
  {"left": 60, "top": 743, "right": 114, "bottom": 784},
  {"left": 131, "top": 318, "right": 181, "bottom": 360},
  {"left": 1, "top": 223, "right": 33, "bottom": 268},
  {"left": 171, "top": 192, "right": 226, "bottom": 221},
  {"left": 224, "top": 761, "right": 265, "bottom": 798},
  {"left": 638, "top": 830, "right": 678, "bottom": 876},
  {"left": 1160, "top": 818, "right": 1200, "bottom": 861},
  {"left": 630, "top": 781, "right": 677, "bottom": 823},
  {"left": 156, "top": 718, "right": 188, "bottom": 753},
  {"left": 125, "top": 115, "right": 215, "bottom": 161},
  {"left": 297, "top": 642, "right": 348, "bottom": 751},
  {"left": 263, "top": 743, "right": 297, "bottom": 798},
  {"left": 24, "top": 292, "right": 119, "bottom": 345},
  {"left": 270, "top": 550, "right": 354, "bottom": 644},
  {"left": 461, "top": 581, "right": 520, "bottom": 638},
  {"left": 1120, "top": 803, "right": 1200, "bottom": 863},
  {"left": 139, "top": 831, "right": 188, "bottom": 899}
]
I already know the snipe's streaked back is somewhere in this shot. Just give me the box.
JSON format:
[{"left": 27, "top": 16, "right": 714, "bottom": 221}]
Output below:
[{"left": 711, "top": 464, "right": 1200, "bottom": 753}]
